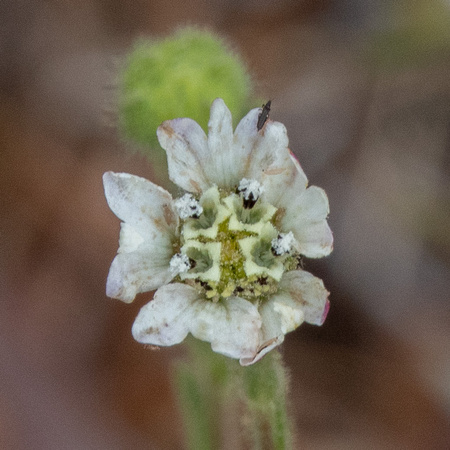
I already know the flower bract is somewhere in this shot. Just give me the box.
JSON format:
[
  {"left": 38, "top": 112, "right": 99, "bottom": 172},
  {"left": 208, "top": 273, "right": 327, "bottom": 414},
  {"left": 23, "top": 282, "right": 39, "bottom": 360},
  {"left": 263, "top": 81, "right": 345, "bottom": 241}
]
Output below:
[{"left": 103, "top": 98, "right": 333, "bottom": 365}]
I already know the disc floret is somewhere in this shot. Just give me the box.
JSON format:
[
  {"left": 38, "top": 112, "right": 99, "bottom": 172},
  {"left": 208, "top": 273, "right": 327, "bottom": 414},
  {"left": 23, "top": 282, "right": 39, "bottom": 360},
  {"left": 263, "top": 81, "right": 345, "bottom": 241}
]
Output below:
[{"left": 171, "top": 179, "right": 301, "bottom": 303}]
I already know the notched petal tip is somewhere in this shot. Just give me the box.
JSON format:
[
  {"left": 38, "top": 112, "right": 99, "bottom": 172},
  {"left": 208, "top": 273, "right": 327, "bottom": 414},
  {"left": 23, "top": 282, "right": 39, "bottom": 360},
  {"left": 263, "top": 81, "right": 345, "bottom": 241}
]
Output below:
[{"left": 102, "top": 171, "right": 179, "bottom": 238}]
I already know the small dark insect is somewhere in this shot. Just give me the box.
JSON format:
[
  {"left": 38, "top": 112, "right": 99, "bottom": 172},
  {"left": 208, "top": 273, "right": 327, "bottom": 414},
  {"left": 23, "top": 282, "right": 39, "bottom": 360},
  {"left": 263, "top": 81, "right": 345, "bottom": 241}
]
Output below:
[{"left": 257, "top": 100, "right": 271, "bottom": 131}]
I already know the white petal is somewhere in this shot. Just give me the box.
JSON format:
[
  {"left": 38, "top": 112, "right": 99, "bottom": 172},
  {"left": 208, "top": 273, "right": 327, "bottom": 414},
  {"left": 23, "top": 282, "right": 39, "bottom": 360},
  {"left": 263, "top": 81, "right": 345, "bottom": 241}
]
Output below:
[
  {"left": 132, "top": 284, "right": 262, "bottom": 360},
  {"left": 239, "top": 304, "right": 285, "bottom": 366},
  {"left": 294, "top": 220, "right": 333, "bottom": 258},
  {"left": 103, "top": 172, "right": 179, "bottom": 238},
  {"left": 132, "top": 284, "right": 198, "bottom": 346},
  {"left": 229, "top": 106, "right": 275, "bottom": 186},
  {"left": 242, "top": 269, "right": 330, "bottom": 365},
  {"left": 103, "top": 172, "right": 179, "bottom": 302},
  {"left": 279, "top": 270, "right": 330, "bottom": 325},
  {"left": 244, "top": 121, "right": 290, "bottom": 190},
  {"left": 284, "top": 185, "right": 330, "bottom": 223},
  {"left": 264, "top": 293, "right": 305, "bottom": 333},
  {"left": 190, "top": 296, "right": 262, "bottom": 360},
  {"left": 240, "top": 292, "right": 306, "bottom": 366},
  {"left": 234, "top": 109, "right": 307, "bottom": 206},
  {"left": 271, "top": 152, "right": 308, "bottom": 211},
  {"left": 106, "top": 240, "right": 174, "bottom": 303},
  {"left": 205, "top": 98, "right": 236, "bottom": 189},
  {"left": 239, "top": 337, "right": 283, "bottom": 366},
  {"left": 157, "top": 101, "right": 308, "bottom": 198},
  {"left": 118, "top": 223, "right": 144, "bottom": 254},
  {"left": 281, "top": 186, "right": 333, "bottom": 258},
  {"left": 232, "top": 106, "right": 261, "bottom": 171},
  {"left": 157, "top": 118, "right": 210, "bottom": 193}
]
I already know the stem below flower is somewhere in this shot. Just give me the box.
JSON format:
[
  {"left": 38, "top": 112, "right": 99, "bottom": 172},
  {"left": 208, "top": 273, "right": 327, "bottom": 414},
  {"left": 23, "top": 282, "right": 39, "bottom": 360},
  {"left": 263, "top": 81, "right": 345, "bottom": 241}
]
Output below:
[
  {"left": 174, "top": 339, "right": 293, "bottom": 450},
  {"left": 239, "top": 351, "right": 293, "bottom": 450}
]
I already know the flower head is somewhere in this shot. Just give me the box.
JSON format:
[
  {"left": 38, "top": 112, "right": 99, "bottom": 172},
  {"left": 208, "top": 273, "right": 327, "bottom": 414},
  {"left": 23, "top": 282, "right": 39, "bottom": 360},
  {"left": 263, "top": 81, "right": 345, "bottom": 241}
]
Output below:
[{"left": 103, "top": 98, "right": 333, "bottom": 365}]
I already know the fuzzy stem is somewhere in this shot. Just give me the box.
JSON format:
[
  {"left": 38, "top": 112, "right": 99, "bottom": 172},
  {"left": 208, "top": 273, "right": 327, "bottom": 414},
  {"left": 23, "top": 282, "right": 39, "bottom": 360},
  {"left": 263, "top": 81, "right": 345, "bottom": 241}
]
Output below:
[
  {"left": 175, "top": 362, "right": 216, "bottom": 450},
  {"left": 239, "top": 351, "right": 293, "bottom": 450},
  {"left": 175, "top": 340, "right": 292, "bottom": 450},
  {"left": 174, "top": 338, "right": 232, "bottom": 450}
]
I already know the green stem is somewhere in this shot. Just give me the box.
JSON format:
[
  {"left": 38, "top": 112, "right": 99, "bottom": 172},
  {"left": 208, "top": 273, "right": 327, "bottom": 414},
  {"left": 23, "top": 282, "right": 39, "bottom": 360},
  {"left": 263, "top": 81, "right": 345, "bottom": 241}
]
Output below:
[
  {"left": 239, "top": 351, "right": 292, "bottom": 450},
  {"left": 174, "top": 340, "right": 292, "bottom": 450},
  {"left": 174, "top": 338, "right": 231, "bottom": 450},
  {"left": 175, "top": 362, "right": 216, "bottom": 450}
]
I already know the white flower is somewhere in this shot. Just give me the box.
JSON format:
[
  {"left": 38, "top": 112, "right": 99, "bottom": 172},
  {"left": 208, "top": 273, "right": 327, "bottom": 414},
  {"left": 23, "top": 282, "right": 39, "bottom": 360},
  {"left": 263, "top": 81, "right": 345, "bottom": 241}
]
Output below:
[{"left": 103, "top": 98, "right": 333, "bottom": 365}]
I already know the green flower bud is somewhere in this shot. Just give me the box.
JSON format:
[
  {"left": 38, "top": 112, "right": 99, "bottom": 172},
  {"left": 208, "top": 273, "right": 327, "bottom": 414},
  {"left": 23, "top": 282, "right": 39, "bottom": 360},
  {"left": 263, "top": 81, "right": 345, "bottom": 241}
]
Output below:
[{"left": 118, "top": 28, "right": 251, "bottom": 153}]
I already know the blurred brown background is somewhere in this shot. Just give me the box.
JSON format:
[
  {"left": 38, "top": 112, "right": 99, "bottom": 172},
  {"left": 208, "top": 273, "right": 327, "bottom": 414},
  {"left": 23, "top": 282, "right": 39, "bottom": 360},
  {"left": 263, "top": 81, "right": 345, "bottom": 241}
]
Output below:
[{"left": 1, "top": 0, "right": 450, "bottom": 448}]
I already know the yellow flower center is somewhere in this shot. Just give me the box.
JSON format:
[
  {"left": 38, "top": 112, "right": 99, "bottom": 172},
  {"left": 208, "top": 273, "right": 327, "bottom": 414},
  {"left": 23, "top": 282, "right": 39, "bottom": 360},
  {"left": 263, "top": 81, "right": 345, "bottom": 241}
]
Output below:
[{"left": 174, "top": 185, "right": 300, "bottom": 302}]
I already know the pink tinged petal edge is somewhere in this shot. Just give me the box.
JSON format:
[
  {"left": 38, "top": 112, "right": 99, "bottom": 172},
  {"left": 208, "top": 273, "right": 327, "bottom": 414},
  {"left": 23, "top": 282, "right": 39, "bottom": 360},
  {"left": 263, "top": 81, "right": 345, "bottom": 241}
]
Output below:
[
  {"left": 279, "top": 270, "right": 330, "bottom": 326},
  {"left": 157, "top": 118, "right": 210, "bottom": 194},
  {"left": 320, "top": 299, "right": 330, "bottom": 326}
]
